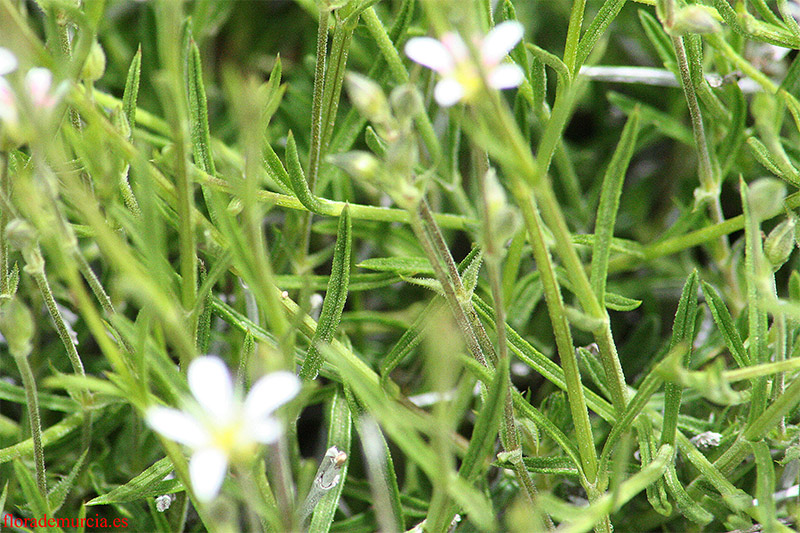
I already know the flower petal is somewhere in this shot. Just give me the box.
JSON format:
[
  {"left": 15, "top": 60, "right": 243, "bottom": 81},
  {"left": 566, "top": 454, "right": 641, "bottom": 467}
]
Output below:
[
  {"left": 405, "top": 37, "right": 454, "bottom": 73},
  {"left": 188, "top": 356, "right": 235, "bottom": 422},
  {"left": 244, "top": 371, "right": 300, "bottom": 421},
  {"left": 481, "top": 21, "right": 524, "bottom": 66},
  {"left": 434, "top": 78, "right": 465, "bottom": 107},
  {"left": 247, "top": 417, "right": 283, "bottom": 444},
  {"left": 190, "top": 448, "right": 228, "bottom": 502},
  {"left": 0, "top": 48, "right": 17, "bottom": 76},
  {"left": 24, "top": 68, "right": 54, "bottom": 108},
  {"left": 0, "top": 78, "right": 17, "bottom": 123},
  {"left": 146, "top": 407, "right": 210, "bottom": 448},
  {"left": 488, "top": 64, "right": 525, "bottom": 89}
]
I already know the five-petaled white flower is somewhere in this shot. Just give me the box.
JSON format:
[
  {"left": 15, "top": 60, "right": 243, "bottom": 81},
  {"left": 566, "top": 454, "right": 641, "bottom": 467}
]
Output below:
[
  {"left": 404, "top": 21, "right": 525, "bottom": 107},
  {"left": 146, "top": 356, "right": 301, "bottom": 502}
]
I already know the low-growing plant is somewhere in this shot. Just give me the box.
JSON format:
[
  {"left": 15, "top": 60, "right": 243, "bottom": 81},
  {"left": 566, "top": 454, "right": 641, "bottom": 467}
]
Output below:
[{"left": 2, "top": 0, "right": 800, "bottom": 531}]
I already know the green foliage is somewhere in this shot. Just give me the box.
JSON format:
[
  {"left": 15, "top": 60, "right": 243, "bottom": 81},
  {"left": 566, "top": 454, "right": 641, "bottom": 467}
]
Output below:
[{"left": 3, "top": 0, "right": 800, "bottom": 531}]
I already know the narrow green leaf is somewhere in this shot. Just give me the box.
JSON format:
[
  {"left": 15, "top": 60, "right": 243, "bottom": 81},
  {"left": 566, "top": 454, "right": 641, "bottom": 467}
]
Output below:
[
  {"left": 701, "top": 282, "right": 750, "bottom": 368},
  {"left": 357, "top": 256, "right": 433, "bottom": 276},
  {"left": 0, "top": 412, "right": 84, "bottom": 465},
  {"left": 302, "top": 205, "right": 352, "bottom": 380},
  {"left": 752, "top": 440, "right": 780, "bottom": 531},
  {"left": 608, "top": 92, "right": 693, "bottom": 146},
  {"left": 576, "top": 0, "right": 627, "bottom": 67},
  {"left": 663, "top": 463, "right": 713, "bottom": 525},
  {"left": 13, "top": 460, "right": 51, "bottom": 517},
  {"left": 87, "top": 457, "right": 182, "bottom": 506},
  {"left": 309, "top": 389, "right": 352, "bottom": 533},
  {"left": 660, "top": 270, "right": 698, "bottom": 448},
  {"left": 187, "top": 37, "right": 215, "bottom": 175},
  {"left": 604, "top": 292, "right": 642, "bottom": 311},
  {"left": 741, "top": 178, "right": 770, "bottom": 423},
  {"left": 590, "top": 106, "right": 640, "bottom": 304},
  {"left": 122, "top": 45, "right": 142, "bottom": 132},
  {"left": 196, "top": 261, "right": 212, "bottom": 354},
  {"left": 0, "top": 482, "right": 8, "bottom": 521},
  {"left": 47, "top": 449, "right": 88, "bottom": 513},
  {"left": 286, "top": 131, "right": 324, "bottom": 213},
  {"left": 459, "top": 356, "right": 508, "bottom": 482},
  {"left": 380, "top": 298, "right": 443, "bottom": 385},
  {"left": 638, "top": 9, "right": 676, "bottom": 67}
]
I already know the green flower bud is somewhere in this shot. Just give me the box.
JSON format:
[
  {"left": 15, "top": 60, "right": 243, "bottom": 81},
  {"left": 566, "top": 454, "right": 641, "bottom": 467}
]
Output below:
[
  {"left": 5, "top": 219, "right": 38, "bottom": 253},
  {"left": 0, "top": 297, "right": 34, "bottom": 357},
  {"left": 80, "top": 41, "right": 106, "bottom": 82},
  {"left": 345, "top": 73, "right": 391, "bottom": 126},
  {"left": 765, "top": 217, "right": 796, "bottom": 270},
  {"left": 747, "top": 177, "right": 786, "bottom": 220},
  {"left": 389, "top": 85, "right": 423, "bottom": 122},
  {"left": 326, "top": 151, "right": 381, "bottom": 182},
  {"left": 670, "top": 6, "right": 721, "bottom": 35}
]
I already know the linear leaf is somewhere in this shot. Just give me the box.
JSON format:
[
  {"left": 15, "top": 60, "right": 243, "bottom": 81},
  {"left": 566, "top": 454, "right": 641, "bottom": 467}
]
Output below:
[
  {"left": 590, "top": 106, "right": 640, "bottom": 304},
  {"left": 302, "top": 205, "right": 352, "bottom": 380},
  {"left": 122, "top": 45, "right": 142, "bottom": 131},
  {"left": 309, "top": 389, "right": 352, "bottom": 533},
  {"left": 286, "top": 131, "right": 323, "bottom": 213},
  {"left": 701, "top": 282, "right": 750, "bottom": 368},
  {"left": 87, "top": 457, "right": 182, "bottom": 506}
]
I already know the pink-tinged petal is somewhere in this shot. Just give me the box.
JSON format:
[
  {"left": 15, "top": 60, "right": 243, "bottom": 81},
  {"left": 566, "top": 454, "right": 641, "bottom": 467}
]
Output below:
[
  {"left": 434, "top": 78, "right": 465, "bottom": 107},
  {"left": 481, "top": 21, "right": 524, "bottom": 66},
  {"left": 146, "top": 407, "right": 210, "bottom": 448},
  {"left": 404, "top": 37, "right": 454, "bottom": 73},
  {"left": 440, "top": 33, "right": 469, "bottom": 62},
  {"left": 488, "top": 63, "right": 525, "bottom": 89},
  {"left": 189, "top": 448, "right": 228, "bottom": 502},
  {"left": 0, "top": 78, "right": 17, "bottom": 123},
  {"left": 188, "top": 356, "right": 235, "bottom": 422},
  {"left": 247, "top": 417, "right": 283, "bottom": 444},
  {"left": 24, "top": 68, "right": 55, "bottom": 108},
  {"left": 244, "top": 371, "right": 300, "bottom": 421},
  {"left": 0, "top": 48, "right": 17, "bottom": 76}
]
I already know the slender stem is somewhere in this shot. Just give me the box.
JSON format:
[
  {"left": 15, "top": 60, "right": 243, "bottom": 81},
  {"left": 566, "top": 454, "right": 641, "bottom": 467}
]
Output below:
[
  {"left": 0, "top": 152, "right": 8, "bottom": 296},
  {"left": 15, "top": 353, "right": 47, "bottom": 496},
  {"left": 30, "top": 262, "right": 85, "bottom": 378},
  {"left": 307, "top": 6, "right": 330, "bottom": 192},
  {"left": 671, "top": 35, "right": 730, "bottom": 257}
]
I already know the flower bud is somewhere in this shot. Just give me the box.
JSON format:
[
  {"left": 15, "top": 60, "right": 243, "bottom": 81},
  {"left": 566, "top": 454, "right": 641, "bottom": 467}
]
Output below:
[
  {"left": 747, "top": 177, "right": 786, "bottom": 220},
  {"left": 389, "top": 85, "right": 423, "bottom": 121},
  {"left": 80, "top": 41, "right": 106, "bottom": 82},
  {"left": 670, "top": 6, "right": 721, "bottom": 35},
  {"left": 345, "top": 73, "right": 391, "bottom": 125},
  {"left": 326, "top": 151, "right": 381, "bottom": 182},
  {"left": 5, "top": 219, "right": 38, "bottom": 253},
  {"left": 764, "top": 217, "right": 796, "bottom": 270},
  {"left": 0, "top": 297, "right": 34, "bottom": 357}
]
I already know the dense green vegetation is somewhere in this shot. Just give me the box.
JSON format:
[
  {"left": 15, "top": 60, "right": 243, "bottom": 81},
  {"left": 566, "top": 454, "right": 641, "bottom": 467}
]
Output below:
[{"left": 2, "top": 0, "right": 800, "bottom": 531}]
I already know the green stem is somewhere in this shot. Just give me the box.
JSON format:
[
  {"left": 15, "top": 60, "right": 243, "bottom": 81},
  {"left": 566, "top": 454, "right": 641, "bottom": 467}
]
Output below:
[
  {"left": 14, "top": 353, "right": 46, "bottom": 496},
  {"left": 0, "top": 153, "right": 8, "bottom": 296},
  {"left": 307, "top": 7, "right": 330, "bottom": 192},
  {"left": 30, "top": 261, "right": 85, "bottom": 378}
]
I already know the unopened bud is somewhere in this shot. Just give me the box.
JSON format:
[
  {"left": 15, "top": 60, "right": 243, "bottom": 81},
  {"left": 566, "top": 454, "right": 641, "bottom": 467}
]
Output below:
[
  {"left": 345, "top": 73, "right": 391, "bottom": 125},
  {"left": 747, "top": 177, "right": 786, "bottom": 220},
  {"left": 80, "top": 41, "right": 106, "bottom": 82},
  {"left": 5, "top": 219, "right": 38, "bottom": 253},
  {"left": 0, "top": 297, "right": 34, "bottom": 357},
  {"left": 326, "top": 151, "right": 381, "bottom": 182},
  {"left": 765, "top": 218, "right": 796, "bottom": 270},
  {"left": 389, "top": 85, "right": 423, "bottom": 121},
  {"left": 670, "top": 6, "right": 721, "bottom": 35}
]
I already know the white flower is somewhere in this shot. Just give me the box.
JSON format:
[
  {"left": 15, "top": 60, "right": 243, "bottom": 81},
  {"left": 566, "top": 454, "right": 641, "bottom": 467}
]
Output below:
[
  {"left": 404, "top": 21, "right": 525, "bottom": 107},
  {"left": 146, "top": 356, "right": 301, "bottom": 502}
]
